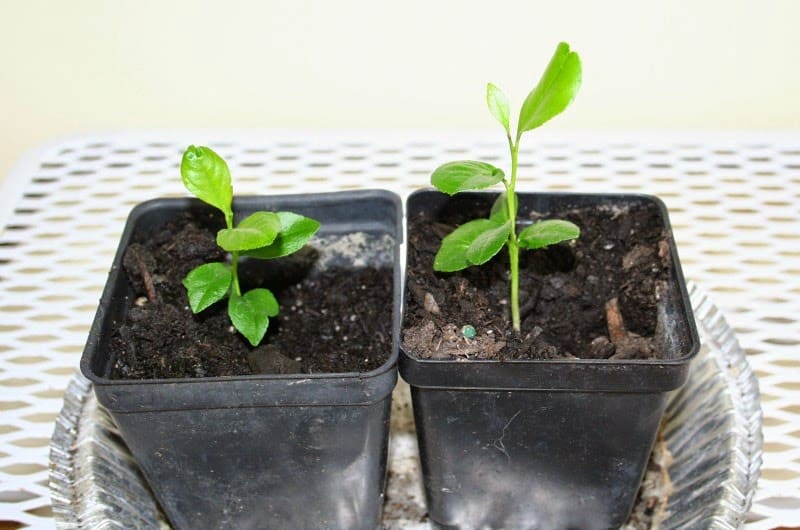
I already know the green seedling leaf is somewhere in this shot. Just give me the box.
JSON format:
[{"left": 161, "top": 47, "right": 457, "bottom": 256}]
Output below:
[
  {"left": 431, "top": 161, "right": 505, "bottom": 195},
  {"left": 228, "top": 288, "right": 280, "bottom": 346},
  {"left": 486, "top": 83, "right": 511, "bottom": 135},
  {"left": 244, "top": 212, "right": 321, "bottom": 259},
  {"left": 434, "top": 219, "right": 496, "bottom": 272},
  {"left": 182, "top": 262, "right": 232, "bottom": 313},
  {"left": 518, "top": 42, "right": 582, "bottom": 135},
  {"left": 518, "top": 219, "right": 580, "bottom": 250},
  {"left": 434, "top": 218, "right": 511, "bottom": 272},
  {"left": 466, "top": 219, "right": 511, "bottom": 265},
  {"left": 489, "top": 192, "right": 518, "bottom": 222},
  {"left": 181, "top": 146, "right": 233, "bottom": 221},
  {"left": 217, "top": 211, "right": 281, "bottom": 252}
]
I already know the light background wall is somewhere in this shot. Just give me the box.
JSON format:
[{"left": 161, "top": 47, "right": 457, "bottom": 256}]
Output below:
[{"left": 1, "top": 0, "right": 799, "bottom": 182}]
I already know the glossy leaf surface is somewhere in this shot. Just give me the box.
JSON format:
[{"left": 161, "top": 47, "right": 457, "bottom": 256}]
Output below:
[
  {"left": 518, "top": 219, "right": 580, "bottom": 249},
  {"left": 182, "top": 262, "right": 231, "bottom": 313},
  {"left": 217, "top": 211, "right": 281, "bottom": 252},
  {"left": 228, "top": 288, "right": 280, "bottom": 346},
  {"left": 244, "top": 212, "right": 320, "bottom": 259},
  {"left": 180, "top": 146, "right": 233, "bottom": 220},
  {"left": 431, "top": 161, "right": 505, "bottom": 195},
  {"left": 518, "top": 42, "right": 582, "bottom": 134}
]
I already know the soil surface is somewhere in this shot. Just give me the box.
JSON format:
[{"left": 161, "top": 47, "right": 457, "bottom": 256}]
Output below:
[
  {"left": 403, "top": 199, "right": 674, "bottom": 360},
  {"left": 110, "top": 212, "right": 393, "bottom": 379}
]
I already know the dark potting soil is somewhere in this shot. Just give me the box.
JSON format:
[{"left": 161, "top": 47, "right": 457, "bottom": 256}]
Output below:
[
  {"left": 403, "top": 200, "right": 674, "bottom": 360},
  {"left": 109, "top": 212, "right": 393, "bottom": 379}
]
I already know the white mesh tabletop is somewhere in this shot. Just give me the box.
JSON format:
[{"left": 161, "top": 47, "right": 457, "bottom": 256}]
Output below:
[{"left": 0, "top": 130, "right": 797, "bottom": 529}]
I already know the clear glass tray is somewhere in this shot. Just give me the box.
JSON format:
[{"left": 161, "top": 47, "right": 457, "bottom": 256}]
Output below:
[{"left": 50, "top": 283, "right": 762, "bottom": 529}]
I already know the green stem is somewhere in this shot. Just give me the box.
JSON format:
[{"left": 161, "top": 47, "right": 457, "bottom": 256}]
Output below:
[
  {"left": 231, "top": 251, "right": 241, "bottom": 296},
  {"left": 225, "top": 209, "right": 241, "bottom": 296},
  {"left": 507, "top": 136, "right": 521, "bottom": 332}
]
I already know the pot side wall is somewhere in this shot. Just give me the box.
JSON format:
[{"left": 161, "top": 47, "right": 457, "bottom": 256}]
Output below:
[{"left": 412, "top": 388, "right": 666, "bottom": 530}]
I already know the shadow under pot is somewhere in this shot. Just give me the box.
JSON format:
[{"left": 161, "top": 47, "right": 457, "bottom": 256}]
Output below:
[
  {"left": 400, "top": 190, "right": 700, "bottom": 530},
  {"left": 80, "top": 190, "right": 403, "bottom": 530}
]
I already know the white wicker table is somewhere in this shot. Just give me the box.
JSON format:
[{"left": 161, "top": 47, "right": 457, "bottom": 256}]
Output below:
[{"left": 0, "top": 130, "right": 797, "bottom": 529}]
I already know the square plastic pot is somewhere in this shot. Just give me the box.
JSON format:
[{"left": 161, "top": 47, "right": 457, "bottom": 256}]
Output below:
[
  {"left": 80, "top": 190, "right": 402, "bottom": 530},
  {"left": 400, "top": 190, "right": 700, "bottom": 530}
]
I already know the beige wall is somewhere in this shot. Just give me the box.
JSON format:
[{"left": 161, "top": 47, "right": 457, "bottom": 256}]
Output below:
[{"left": 1, "top": 0, "right": 798, "bottom": 182}]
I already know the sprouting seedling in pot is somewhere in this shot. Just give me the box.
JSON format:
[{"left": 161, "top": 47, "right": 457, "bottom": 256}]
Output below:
[
  {"left": 431, "top": 42, "right": 582, "bottom": 332},
  {"left": 180, "top": 146, "right": 320, "bottom": 346}
]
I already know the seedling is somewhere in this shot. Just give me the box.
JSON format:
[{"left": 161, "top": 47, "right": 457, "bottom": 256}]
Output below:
[
  {"left": 431, "top": 42, "right": 582, "bottom": 332},
  {"left": 180, "top": 146, "right": 320, "bottom": 346}
]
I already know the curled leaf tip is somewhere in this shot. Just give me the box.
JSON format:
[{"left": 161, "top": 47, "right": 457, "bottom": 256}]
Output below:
[{"left": 184, "top": 145, "right": 201, "bottom": 160}]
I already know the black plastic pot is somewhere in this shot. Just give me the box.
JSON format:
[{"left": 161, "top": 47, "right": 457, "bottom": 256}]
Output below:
[
  {"left": 400, "top": 190, "right": 700, "bottom": 530},
  {"left": 80, "top": 190, "right": 402, "bottom": 530}
]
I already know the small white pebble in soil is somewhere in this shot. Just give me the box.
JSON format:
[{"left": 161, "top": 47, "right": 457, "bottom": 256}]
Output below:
[
  {"left": 603, "top": 242, "right": 615, "bottom": 250},
  {"left": 296, "top": 300, "right": 303, "bottom": 307},
  {"left": 349, "top": 314, "right": 357, "bottom": 322},
  {"left": 291, "top": 305, "right": 297, "bottom": 311},
  {"left": 135, "top": 297, "right": 148, "bottom": 307},
  {"left": 360, "top": 285, "right": 366, "bottom": 290},
  {"left": 335, "top": 324, "right": 341, "bottom": 332},
  {"left": 295, "top": 357, "right": 302, "bottom": 361},
  {"left": 343, "top": 336, "right": 348, "bottom": 341},
  {"left": 228, "top": 326, "right": 236, "bottom": 334}
]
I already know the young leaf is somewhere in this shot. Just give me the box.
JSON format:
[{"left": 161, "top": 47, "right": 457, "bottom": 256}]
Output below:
[
  {"left": 180, "top": 146, "right": 233, "bottom": 221},
  {"left": 434, "top": 218, "right": 497, "bottom": 272},
  {"left": 182, "top": 262, "right": 232, "bottom": 313},
  {"left": 489, "top": 192, "right": 518, "bottom": 223},
  {"left": 217, "top": 211, "right": 281, "bottom": 252},
  {"left": 518, "top": 219, "right": 580, "bottom": 250},
  {"left": 228, "top": 288, "right": 280, "bottom": 347},
  {"left": 244, "top": 212, "right": 320, "bottom": 259},
  {"left": 517, "top": 42, "right": 582, "bottom": 135},
  {"left": 486, "top": 83, "right": 511, "bottom": 135},
  {"left": 466, "top": 220, "right": 511, "bottom": 265},
  {"left": 431, "top": 161, "right": 505, "bottom": 195}
]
